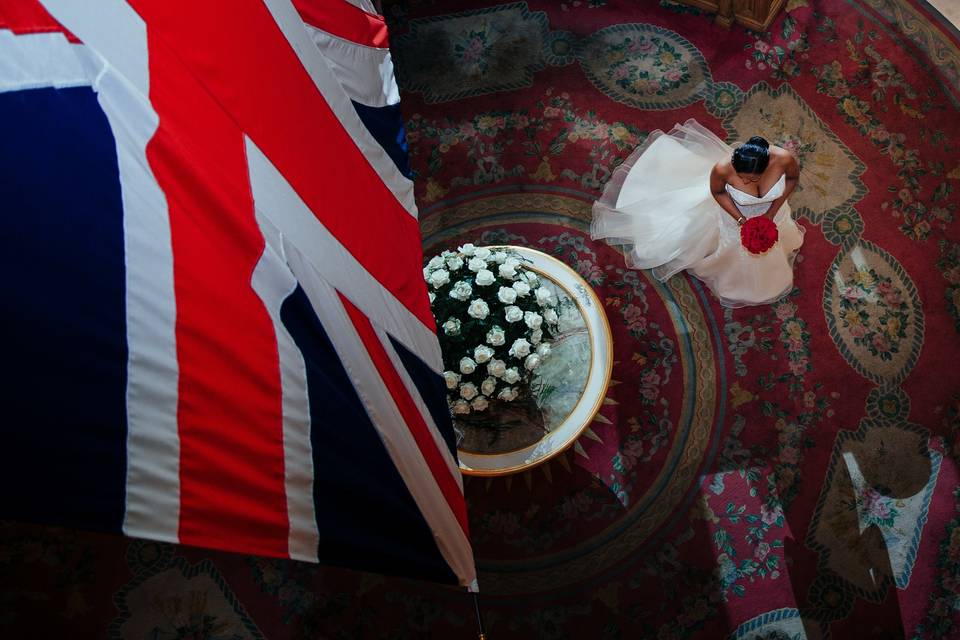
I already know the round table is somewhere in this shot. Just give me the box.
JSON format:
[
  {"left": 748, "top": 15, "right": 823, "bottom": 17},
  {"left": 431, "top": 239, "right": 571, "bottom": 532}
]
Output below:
[{"left": 455, "top": 246, "right": 613, "bottom": 476}]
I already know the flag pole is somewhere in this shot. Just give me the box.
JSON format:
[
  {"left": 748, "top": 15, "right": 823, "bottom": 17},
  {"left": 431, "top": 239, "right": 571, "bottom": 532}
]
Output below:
[{"left": 472, "top": 591, "right": 487, "bottom": 639}]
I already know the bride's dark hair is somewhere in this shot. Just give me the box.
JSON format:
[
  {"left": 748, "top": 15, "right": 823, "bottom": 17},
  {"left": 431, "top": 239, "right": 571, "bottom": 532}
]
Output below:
[{"left": 732, "top": 136, "right": 770, "bottom": 174}]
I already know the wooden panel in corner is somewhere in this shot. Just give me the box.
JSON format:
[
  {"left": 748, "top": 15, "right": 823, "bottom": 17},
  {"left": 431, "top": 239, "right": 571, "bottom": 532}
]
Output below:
[
  {"left": 670, "top": 0, "right": 786, "bottom": 32},
  {"left": 733, "top": 0, "right": 787, "bottom": 31}
]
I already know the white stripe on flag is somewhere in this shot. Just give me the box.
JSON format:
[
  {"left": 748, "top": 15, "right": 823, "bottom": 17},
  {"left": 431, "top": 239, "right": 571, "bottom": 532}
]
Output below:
[
  {"left": 101, "top": 59, "right": 182, "bottom": 544},
  {"left": 251, "top": 242, "right": 320, "bottom": 563},
  {"left": 261, "top": 0, "right": 417, "bottom": 218},
  {"left": 296, "top": 276, "right": 476, "bottom": 587},
  {"left": 0, "top": 20, "right": 183, "bottom": 544},
  {"left": 244, "top": 136, "right": 442, "bottom": 373},
  {"left": 41, "top": 0, "right": 151, "bottom": 96},
  {"left": 303, "top": 24, "right": 399, "bottom": 108},
  {"left": 0, "top": 31, "right": 88, "bottom": 93}
]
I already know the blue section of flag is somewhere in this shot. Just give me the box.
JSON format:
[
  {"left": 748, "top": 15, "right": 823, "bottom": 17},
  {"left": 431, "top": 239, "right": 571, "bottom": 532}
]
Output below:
[
  {"left": 389, "top": 336, "right": 458, "bottom": 459},
  {"left": 279, "top": 286, "right": 457, "bottom": 583},
  {"left": 352, "top": 100, "right": 412, "bottom": 178},
  {"left": 0, "top": 86, "right": 128, "bottom": 532}
]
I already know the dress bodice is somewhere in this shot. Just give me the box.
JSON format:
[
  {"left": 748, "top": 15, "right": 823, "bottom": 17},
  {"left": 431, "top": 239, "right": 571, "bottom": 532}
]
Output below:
[{"left": 725, "top": 174, "right": 786, "bottom": 218}]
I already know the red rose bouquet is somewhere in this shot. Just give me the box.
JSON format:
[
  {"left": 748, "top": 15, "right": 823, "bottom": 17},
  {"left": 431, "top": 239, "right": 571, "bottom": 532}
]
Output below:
[{"left": 740, "top": 216, "right": 778, "bottom": 255}]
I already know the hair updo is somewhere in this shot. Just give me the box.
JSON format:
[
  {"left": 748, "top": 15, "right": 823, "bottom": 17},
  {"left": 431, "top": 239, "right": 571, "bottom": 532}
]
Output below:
[{"left": 732, "top": 136, "right": 770, "bottom": 174}]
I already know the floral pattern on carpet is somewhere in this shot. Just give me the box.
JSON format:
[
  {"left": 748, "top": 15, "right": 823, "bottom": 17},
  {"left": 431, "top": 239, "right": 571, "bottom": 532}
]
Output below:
[
  {"left": 111, "top": 548, "right": 263, "bottom": 640},
  {"left": 824, "top": 239, "right": 924, "bottom": 386}
]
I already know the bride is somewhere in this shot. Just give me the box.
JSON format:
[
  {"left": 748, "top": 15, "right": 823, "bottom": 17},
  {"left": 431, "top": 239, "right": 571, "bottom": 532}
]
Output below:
[{"left": 591, "top": 119, "right": 804, "bottom": 308}]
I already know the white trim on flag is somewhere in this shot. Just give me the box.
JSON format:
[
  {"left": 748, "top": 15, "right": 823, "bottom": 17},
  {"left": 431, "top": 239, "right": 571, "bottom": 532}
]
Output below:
[
  {"left": 303, "top": 24, "right": 399, "bottom": 108},
  {"left": 260, "top": 0, "right": 417, "bottom": 218},
  {"left": 244, "top": 136, "right": 442, "bottom": 373},
  {"left": 251, "top": 242, "right": 320, "bottom": 563}
]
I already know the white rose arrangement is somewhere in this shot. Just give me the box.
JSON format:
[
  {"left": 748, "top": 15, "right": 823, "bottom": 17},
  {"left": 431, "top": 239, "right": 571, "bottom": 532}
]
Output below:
[{"left": 424, "top": 245, "right": 562, "bottom": 416}]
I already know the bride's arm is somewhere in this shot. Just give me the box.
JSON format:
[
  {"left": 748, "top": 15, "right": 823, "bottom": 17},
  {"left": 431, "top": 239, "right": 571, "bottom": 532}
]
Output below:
[
  {"left": 764, "top": 154, "right": 800, "bottom": 220},
  {"left": 710, "top": 165, "right": 747, "bottom": 226}
]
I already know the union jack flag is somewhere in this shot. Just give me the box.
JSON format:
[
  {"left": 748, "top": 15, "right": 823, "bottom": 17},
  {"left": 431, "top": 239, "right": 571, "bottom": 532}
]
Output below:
[{"left": 0, "top": 0, "right": 475, "bottom": 587}]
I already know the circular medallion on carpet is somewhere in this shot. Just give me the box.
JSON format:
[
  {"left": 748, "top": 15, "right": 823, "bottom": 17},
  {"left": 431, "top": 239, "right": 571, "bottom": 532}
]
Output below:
[
  {"left": 422, "top": 188, "right": 728, "bottom": 595},
  {"left": 577, "top": 24, "right": 712, "bottom": 111},
  {"left": 822, "top": 239, "right": 924, "bottom": 387}
]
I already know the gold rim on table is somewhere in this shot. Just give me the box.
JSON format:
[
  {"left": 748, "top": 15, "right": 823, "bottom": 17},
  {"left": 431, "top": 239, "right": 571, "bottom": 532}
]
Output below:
[{"left": 456, "top": 246, "right": 614, "bottom": 477}]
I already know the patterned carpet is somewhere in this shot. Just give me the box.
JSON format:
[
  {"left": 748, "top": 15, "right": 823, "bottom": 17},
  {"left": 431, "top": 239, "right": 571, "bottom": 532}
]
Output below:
[{"left": 3, "top": 1, "right": 960, "bottom": 638}]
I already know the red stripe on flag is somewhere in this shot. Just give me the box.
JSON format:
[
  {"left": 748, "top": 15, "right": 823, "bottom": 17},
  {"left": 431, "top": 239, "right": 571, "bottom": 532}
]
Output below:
[
  {"left": 127, "top": 0, "right": 433, "bottom": 331},
  {"left": 0, "top": 0, "right": 80, "bottom": 42},
  {"left": 340, "top": 294, "right": 470, "bottom": 538},
  {"left": 294, "top": 0, "right": 389, "bottom": 48},
  {"left": 145, "top": 36, "right": 289, "bottom": 557}
]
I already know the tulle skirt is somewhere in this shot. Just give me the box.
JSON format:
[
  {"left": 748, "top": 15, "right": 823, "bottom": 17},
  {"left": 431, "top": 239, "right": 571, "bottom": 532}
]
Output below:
[{"left": 591, "top": 119, "right": 804, "bottom": 308}]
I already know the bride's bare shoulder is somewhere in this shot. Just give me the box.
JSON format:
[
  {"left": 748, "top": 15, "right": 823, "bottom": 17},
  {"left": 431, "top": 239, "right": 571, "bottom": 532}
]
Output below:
[
  {"left": 769, "top": 145, "right": 797, "bottom": 163},
  {"left": 712, "top": 158, "right": 735, "bottom": 177}
]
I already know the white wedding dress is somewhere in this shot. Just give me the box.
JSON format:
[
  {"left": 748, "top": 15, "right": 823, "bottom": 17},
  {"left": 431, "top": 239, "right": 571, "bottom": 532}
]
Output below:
[{"left": 591, "top": 119, "right": 804, "bottom": 308}]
